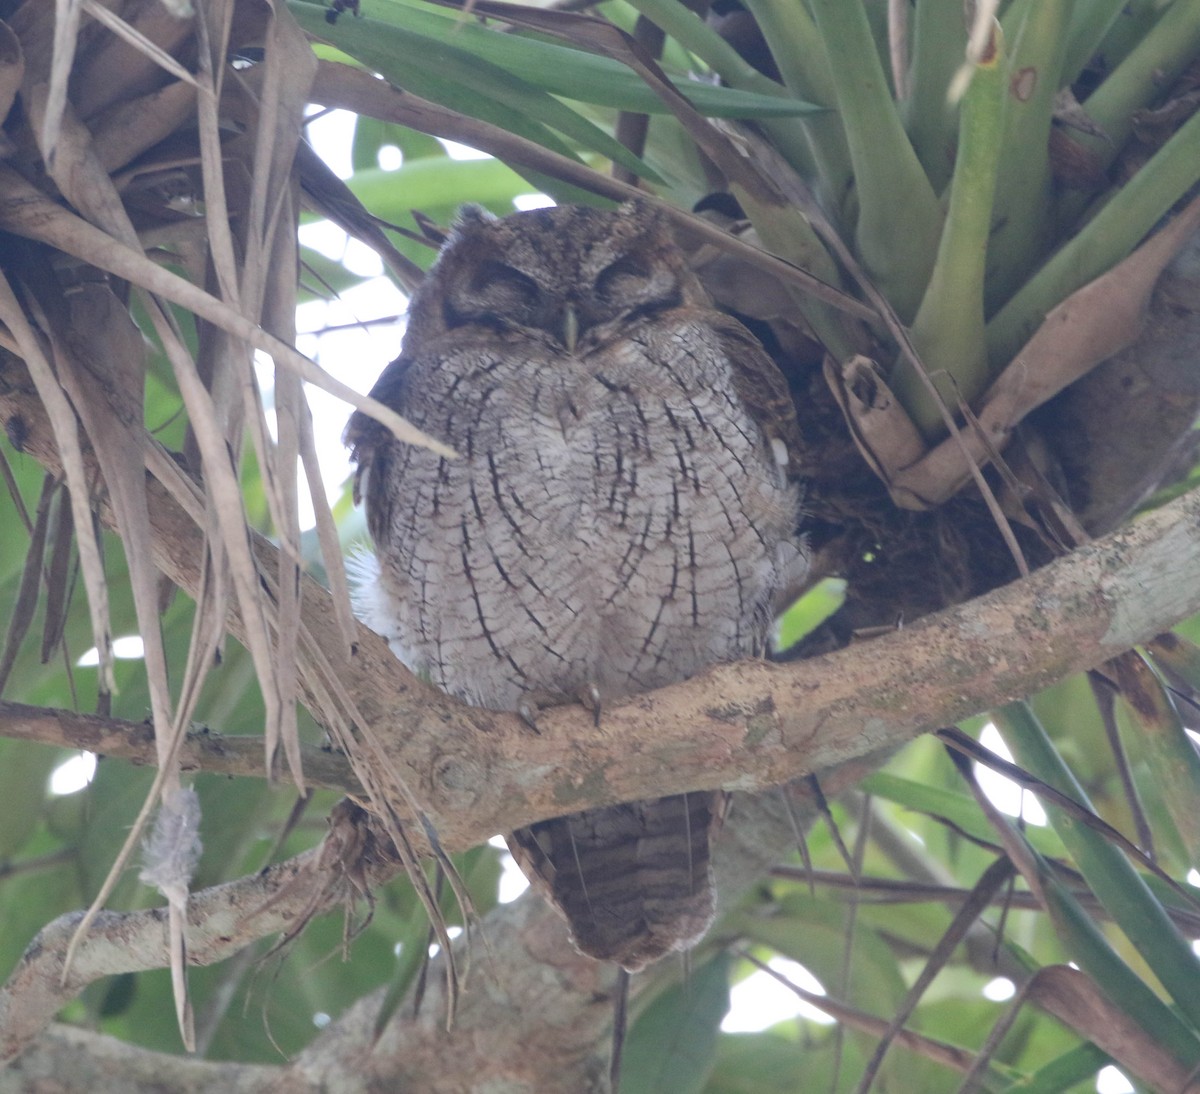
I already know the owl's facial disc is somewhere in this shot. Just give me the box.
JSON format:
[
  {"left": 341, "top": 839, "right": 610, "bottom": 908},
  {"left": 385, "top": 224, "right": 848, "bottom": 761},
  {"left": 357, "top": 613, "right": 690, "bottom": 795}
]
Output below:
[{"left": 437, "top": 206, "right": 686, "bottom": 347}]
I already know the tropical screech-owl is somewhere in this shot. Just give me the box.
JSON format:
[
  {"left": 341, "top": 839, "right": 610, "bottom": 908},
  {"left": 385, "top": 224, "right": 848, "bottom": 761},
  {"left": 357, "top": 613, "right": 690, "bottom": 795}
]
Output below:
[{"left": 346, "top": 201, "right": 805, "bottom": 971}]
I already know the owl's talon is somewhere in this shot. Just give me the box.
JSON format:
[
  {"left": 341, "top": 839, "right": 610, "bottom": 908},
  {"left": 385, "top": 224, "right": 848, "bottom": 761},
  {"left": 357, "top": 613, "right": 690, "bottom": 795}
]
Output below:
[
  {"left": 579, "top": 684, "right": 603, "bottom": 727},
  {"left": 518, "top": 699, "right": 542, "bottom": 735}
]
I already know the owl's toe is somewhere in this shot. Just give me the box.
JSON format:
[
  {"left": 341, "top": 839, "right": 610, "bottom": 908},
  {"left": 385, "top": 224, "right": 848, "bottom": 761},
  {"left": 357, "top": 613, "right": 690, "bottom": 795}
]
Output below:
[{"left": 578, "top": 683, "right": 603, "bottom": 727}]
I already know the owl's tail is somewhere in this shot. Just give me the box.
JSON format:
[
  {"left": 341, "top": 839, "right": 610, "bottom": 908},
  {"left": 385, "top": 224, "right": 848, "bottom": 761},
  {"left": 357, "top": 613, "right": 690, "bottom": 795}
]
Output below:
[{"left": 506, "top": 790, "right": 726, "bottom": 971}]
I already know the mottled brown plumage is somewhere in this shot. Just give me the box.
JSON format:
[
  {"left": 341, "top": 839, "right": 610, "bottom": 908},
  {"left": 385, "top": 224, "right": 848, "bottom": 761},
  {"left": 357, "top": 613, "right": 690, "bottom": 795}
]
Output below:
[{"left": 346, "top": 201, "right": 805, "bottom": 970}]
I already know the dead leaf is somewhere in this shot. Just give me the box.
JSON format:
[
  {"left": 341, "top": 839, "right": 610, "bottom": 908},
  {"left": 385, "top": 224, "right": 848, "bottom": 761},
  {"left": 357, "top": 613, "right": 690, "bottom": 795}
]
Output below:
[
  {"left": 1030, "top": 966, "right": 1200, "bottom": 1093},
  {"left": 828, "top": 192, "right": 1200, "bottom": 509}
]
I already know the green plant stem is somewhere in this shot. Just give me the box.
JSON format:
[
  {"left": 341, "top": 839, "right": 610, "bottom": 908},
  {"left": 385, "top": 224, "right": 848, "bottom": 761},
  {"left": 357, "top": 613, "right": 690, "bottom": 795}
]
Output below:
[
  {"left": 735, "top": 191, "right": 858, "bottom": 361},
  {"left": 904, "top": 0, "right": 966, "bottom": 193},
  {"left": 1052, "top": 0, "right": 1200, "bottom": 231},
  {"left": 738, "top": 0, "right": 852, "bottom": 210},
  {"left": 1082, "top": 0, "right": 1200, "bottom": 155},
  {"left": 809, "top": 0, "right": 943, "bottom": 322},
  {"left": 983, "top": 0, "right": 1070, "bottom": 313},
  {"left": 892, "top": 26, "right": 1004, "bottom": 440},
  {"left": 1061, "top": 0, "right": 1133, "bottom": 85}
]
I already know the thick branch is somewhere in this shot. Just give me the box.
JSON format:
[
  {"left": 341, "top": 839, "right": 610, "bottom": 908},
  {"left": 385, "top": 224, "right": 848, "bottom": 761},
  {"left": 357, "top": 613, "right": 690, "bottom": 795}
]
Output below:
[
  {"left": 400, "top": 485, "right": 1200, "bottom": 843},
  {"left": 4, "top": 357, "right": 1200, "bottom": 848},
  {"left": 7, "top": 345, "right": 1200, "bottom": 1088}
]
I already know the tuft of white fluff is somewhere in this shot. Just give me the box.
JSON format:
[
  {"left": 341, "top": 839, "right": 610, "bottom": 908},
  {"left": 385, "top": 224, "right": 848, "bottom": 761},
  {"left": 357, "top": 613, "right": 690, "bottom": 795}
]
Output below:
[{"left": 140, "top": 786, "right": 202, "bottom": 907}]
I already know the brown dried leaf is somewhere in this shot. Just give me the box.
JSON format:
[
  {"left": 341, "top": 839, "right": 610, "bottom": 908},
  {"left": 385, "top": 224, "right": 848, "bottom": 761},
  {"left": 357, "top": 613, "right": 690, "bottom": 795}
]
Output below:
[
  {"left": 0, "top": 273, "right": 114, "bottom": 692},
  {"left": 0, "top": 475, "right": 54, "bottom": 696},
  {"left": 0, "top": 165, "right": 454, "bottom": 458},
  {"left": 90, "top": 79, "right": 198, "bottom": 176},
  {"left": 47, "top": 277, "right": 199, "bottom": 1049},
  {"left": 40, "top": 485, "right": 76, "bottom": 665},
  {"left": 830, "top": 194, "right": 1200, "bottom": 509},
  {"left": 78, "top": 0, "right": 198, "bottom": 89},
  {"left": 1029, "top": 966, "right": 1200, "bottom": 1093},
  {"left": 0, "top": 19, "right": 23, "bottom": 135},
  {"left": 70, "top": 0, "right": 192, "bottom": 120},
  {"left": 823, "top": 354, "right": 927, "bottom": 488}
]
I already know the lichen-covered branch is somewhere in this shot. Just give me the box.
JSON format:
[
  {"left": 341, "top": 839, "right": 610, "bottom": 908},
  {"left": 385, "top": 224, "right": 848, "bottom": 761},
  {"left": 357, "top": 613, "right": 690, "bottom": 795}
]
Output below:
[{"left": 5, "top": 358, "right": 1200, "bottom": 852}]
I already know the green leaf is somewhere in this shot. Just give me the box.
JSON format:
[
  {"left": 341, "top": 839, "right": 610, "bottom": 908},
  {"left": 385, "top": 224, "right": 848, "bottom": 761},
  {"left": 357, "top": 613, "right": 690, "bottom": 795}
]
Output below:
[
  {"left": 290, "top": 2, "right": 662, "bottom": 183},
  {"left": 708, "top": 1030, "right": 846, "bottom": 1093},
  {"left": 1005, "top": 1042, "right": 1113, "bottom": 1094},
  {"left": 773, "top": 577, "right": 846, "bottom": 652},
  {"left": 808, "top": 0, "right": 943, "bottom": 321},
  {"left": 621, "top": 952, "right": 732, "bottom": 1094},
  {"left": 366, "top": 0, "right": 825, "bottom": 119},
  {"left": 0, "top": 741, "right": 60, "bottom": 859},
  {"left": 862, "top": 771, "right": 1068, "bottom": 859},
  {"left": 345, "top": 160, "right": 533, "bottom": 222},
  {"left": 994, "top": 703, "right": 1200, "bottom": 1041},
  {"left": 893, "top": 21, "right": 1006, "bottom": 439}
]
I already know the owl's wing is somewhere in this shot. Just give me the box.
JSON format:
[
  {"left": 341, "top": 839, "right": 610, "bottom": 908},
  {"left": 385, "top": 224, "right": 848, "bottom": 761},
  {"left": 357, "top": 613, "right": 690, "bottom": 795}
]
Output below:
[
  {"left": 343, "top": 353, "right": 415, "bottom": 506},
  {"left": 709, "top": 313, "right": 803, "bottom": 482}
]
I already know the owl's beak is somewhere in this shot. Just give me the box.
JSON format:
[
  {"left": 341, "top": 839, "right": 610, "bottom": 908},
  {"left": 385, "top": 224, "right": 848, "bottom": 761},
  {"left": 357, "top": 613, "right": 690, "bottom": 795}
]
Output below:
[{"left": 560, "top": 303, "right": 579, "bottom": 354}]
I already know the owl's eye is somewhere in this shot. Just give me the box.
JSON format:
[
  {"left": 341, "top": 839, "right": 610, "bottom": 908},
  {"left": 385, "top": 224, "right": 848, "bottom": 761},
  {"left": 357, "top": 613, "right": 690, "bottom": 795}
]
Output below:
[
  {"left": 451, "top": 261, "right": 540, "bottom": 328},
  {"left": 594, "top": 253, "right": 653, "bottom": 304}
]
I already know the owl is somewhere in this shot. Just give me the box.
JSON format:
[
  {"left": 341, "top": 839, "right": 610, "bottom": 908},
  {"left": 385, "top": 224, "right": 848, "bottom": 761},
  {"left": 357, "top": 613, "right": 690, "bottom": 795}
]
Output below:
[{"left": 346, "top": 201, "right": 805, "bottom": 971}]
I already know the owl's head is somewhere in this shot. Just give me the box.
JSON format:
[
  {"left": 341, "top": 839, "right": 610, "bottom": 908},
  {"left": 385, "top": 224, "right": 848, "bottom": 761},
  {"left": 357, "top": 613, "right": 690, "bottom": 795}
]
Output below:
[{"left": 404, "top": 201, "right": 710, "bottom": 350}]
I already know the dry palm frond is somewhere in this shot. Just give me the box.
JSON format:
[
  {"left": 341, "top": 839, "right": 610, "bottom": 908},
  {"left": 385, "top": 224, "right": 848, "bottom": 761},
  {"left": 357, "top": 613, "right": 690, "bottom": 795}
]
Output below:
[{"left": 0, "top": 0, "right": 464, "bottom": 1041}]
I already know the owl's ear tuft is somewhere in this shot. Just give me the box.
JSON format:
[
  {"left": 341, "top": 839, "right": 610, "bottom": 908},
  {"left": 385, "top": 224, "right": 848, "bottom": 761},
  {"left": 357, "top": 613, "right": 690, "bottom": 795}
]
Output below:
[{"left": 454, "top": 204, "right": 497, "bottom": 231}]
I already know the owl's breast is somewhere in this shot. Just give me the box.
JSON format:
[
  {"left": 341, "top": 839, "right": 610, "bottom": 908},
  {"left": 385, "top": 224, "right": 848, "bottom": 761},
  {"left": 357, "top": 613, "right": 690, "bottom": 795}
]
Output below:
[{"left": 360, "top": 322, "right": 800, "bottom": 710}]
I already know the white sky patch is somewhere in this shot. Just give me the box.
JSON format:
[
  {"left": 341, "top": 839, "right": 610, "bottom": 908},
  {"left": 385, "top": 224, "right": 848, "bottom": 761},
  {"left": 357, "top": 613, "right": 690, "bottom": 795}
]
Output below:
[
  {"left": 427, "top": 924, "right": 464, "bottom": 959},
  {"left": 512, "top": 193, "right": 556, "bottom": 211},
  {"left": 440, "top": 138, "right": 491, "bottom": 161},
  {"left": 982, "top": 976, "right": 1015, "bottom": 1002},
  {"left": 280, "top": 276, "right": 408, "bottom": 529},
  {"left": 305, "top": 106, "right": 357, "bottom": 179},
  {"left": 378, "top": 144, "right": 403, "bottom": 171},
  {"left": 975, "top": 723, "right": 1048, "bottom": 826},
  {"left": 298, "top": 218, "right": 352, "bottom": 264},
  {"left": 49, "top": 751, "right": 97, "bottom": 796},
  {"left": 489, "top": 834, "right": 531, "bottom": 904},
  {"left": 78, "top": 634, "right": 146, "bottom": 667},
  {"left": 1096, "top": 1065, "right": 1134, "bottom": 1094},
  {"left": 721, "top": 958, "right": 833, "bottom": 1032}
]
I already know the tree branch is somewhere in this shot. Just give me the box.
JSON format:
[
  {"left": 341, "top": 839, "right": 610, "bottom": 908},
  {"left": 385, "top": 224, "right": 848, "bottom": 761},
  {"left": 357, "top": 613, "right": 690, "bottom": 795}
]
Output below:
[
  {"left": 1, "top": 777, "right": 869, "bottom": 1088},
  {"left": 7, "top": 333, "right": 1200, "bottom": 1088},
  {"left": 0, "top": 700, "right": 358, "bottom": 792},
  {"left": 5, "top": 356, "right": 1200, "bottom": 851}
]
